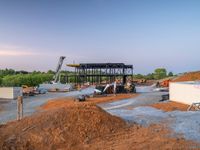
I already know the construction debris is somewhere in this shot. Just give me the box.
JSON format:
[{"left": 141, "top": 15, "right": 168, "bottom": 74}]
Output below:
[
  {"left": 95, "top": 82, "right": 136, "bottom": 95},
  {"left": 22, "top": 85, "right": 36, "bottom": 96},
  {"left": 187, "top": 102, "right": 200, "bottom": 111}
]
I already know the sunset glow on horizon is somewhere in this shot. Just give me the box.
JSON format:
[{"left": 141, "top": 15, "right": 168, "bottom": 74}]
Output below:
[{"left": 0, "top": 50, "right": 37, "bottom": 56}]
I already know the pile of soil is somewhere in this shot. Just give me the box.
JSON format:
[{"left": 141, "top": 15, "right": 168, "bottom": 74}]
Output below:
[
  {"left": 41, "top": 94, "right": 136, "bottom": 110},
  {"left": 0, "top": 96, "right": 198, "bottom": 149},
  {"left": 173, "top": 71, "right": 200, "bottom": 82},
  {"left": 0, "top": 103, "right": 125, "bottom": 150},
  {"left": 150, "top": 101, "right": 189, "bottom": 112}
]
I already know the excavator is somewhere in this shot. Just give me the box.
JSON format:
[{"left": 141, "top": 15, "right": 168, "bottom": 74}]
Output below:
[{"left": 160, "top": 79, "right": 171, "bottom": 87}]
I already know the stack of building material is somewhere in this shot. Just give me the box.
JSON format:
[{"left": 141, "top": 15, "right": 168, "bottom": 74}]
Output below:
[{"left": 39, "top": 83, "right": 72, "bottom": 92}]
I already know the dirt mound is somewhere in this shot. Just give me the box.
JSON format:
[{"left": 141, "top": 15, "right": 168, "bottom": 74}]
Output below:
[
  {"left": 41, "top": 94, "right": 136, "bottom": 111},
  {"left": 0, "top": 96, "right": 198, "bottom": 149},
  {"left": 150, "top": 101, "right": 189, "bottom": 112},
  {"left": 0, "top": 103, "right": 125, "bottom": 150},
  {"left": 173, "top": 71, "right": 200, "bottom": 82}
]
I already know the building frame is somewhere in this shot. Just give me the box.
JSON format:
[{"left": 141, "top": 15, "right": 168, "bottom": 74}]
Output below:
[{"left": 65, "top": 63, "right": 133, "bottom": 85}]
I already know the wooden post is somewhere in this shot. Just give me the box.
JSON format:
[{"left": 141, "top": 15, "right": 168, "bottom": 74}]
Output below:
[
  {"left": 17, "top": 97, "right": 20, "bottom": 121},
  {"left": 17, "top": 96, "right": 23, "bottom": 120}
]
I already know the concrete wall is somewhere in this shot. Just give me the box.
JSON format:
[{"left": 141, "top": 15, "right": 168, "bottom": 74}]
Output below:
[
  {"left": 0, "top": 87, "right": 22, "bottom": 100},
  {"left": 170, "top": 82, "right": 200, "bottom": 105}
]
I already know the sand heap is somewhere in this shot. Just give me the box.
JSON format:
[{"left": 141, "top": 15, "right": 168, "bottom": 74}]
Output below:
[
  {"left": 173, "top": 71, "right": 200, "bottom": 82},
  {"left": 0, "top": 103, "right": 125, "bottom": 150}
]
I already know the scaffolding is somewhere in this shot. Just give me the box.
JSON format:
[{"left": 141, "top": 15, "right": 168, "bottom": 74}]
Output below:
[{"left": 65, "top": 63, "right": 133, "bottom": 85}]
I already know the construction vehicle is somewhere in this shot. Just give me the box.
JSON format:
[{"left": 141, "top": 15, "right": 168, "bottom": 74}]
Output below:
[
  {"left": 124, "top": 81, "right": 136, "bottom": 93},
  {"left": 22, "top": 85, "right": 35, "bottom": 96},
  {"left": 95, "top": 81, "right": 136, "bottom": 95},
  {"left": 52, "top": 56, "right": 66, "bottom": 84},
  {"left": 160, "top": 79, "right": 171, "bottom": 87}
]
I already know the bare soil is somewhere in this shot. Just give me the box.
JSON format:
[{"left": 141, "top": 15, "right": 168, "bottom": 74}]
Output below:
[
  {"left": 173, "top": 71, "right": 200, "bottom": 82},
  {"left": 41, "top": 94, "right": 137, "bottom": 110},
  {"left": 89, "top": 124, "right": 198, "bottom": 150},
  {"left": 0, "top": 95, "right": 198, "bottom": 149},
  {"left": 149, "top": 101, "right": 189, "bottom": 112}
]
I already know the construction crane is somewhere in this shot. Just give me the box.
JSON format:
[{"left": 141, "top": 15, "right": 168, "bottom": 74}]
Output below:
[{"left": 53, "top": 56, "right": 66, "bottom": 83}]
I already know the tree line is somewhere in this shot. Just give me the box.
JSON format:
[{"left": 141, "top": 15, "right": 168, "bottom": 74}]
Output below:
[
  {"left": 133, "top": 68, "right": 174, "bottom": 80},
  {"left": 0, "top": 69, "right": 54, "bottom": 87},
  {"left": 0, "top": 68, "right": 174, "bottom": 87}
]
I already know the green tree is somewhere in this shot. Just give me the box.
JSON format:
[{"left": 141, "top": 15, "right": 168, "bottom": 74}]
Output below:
[
  {"left": 47, "top": 70, "right": 55, "bottom": 74},
  {"left": 0, "top": 77, "right": 2, "bottom": 86},
  {"left": 168, "top": 72, "right": 174, "bottom": 77},
  {"left": 145, "top": 73, "right": 155, "bottom": 80},
  {"left": 2, "top": 73, "right": 54, "bottom": 87},
  {"left": 154, "top": 68, "right": 167, "bottom": 80},
  {"left": 0, "top": 68, "right": 16, "bottom": 77},
  {"left": 133, "top": 74, "right": 144, "bottom": 79}
]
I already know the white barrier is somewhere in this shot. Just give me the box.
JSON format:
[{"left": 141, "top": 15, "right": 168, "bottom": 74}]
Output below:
[
  {"left": 0, "top": 87, "right": 22, "bottom": 100},
  {"left": 170, "top": 81, "right": 200, "bottom": 105}
]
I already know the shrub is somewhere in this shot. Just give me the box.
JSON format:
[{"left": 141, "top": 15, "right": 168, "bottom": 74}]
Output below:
[
  {"left": 154, "top": 68, "right": 167, "bottom": 80},
  {"left": 1, "top": 73, "right": 54, "bottom": 87}
]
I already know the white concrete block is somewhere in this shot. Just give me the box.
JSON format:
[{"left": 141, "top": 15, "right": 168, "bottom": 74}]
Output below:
[
  {"left": 170, "top": 81, "right": 200, "bottom": 105},
  {"left": 0, "top": 87, "right": 22, "bottom": 100}
]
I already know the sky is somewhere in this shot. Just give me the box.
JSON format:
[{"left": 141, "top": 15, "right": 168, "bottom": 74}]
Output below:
[{"left": 0, "top": 0, "right": 200, "bottom": 74}]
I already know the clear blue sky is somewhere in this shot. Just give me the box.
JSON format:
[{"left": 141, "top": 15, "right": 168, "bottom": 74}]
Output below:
[{"left": 0, "top": 0, "right": 200, "bottom": 74}]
